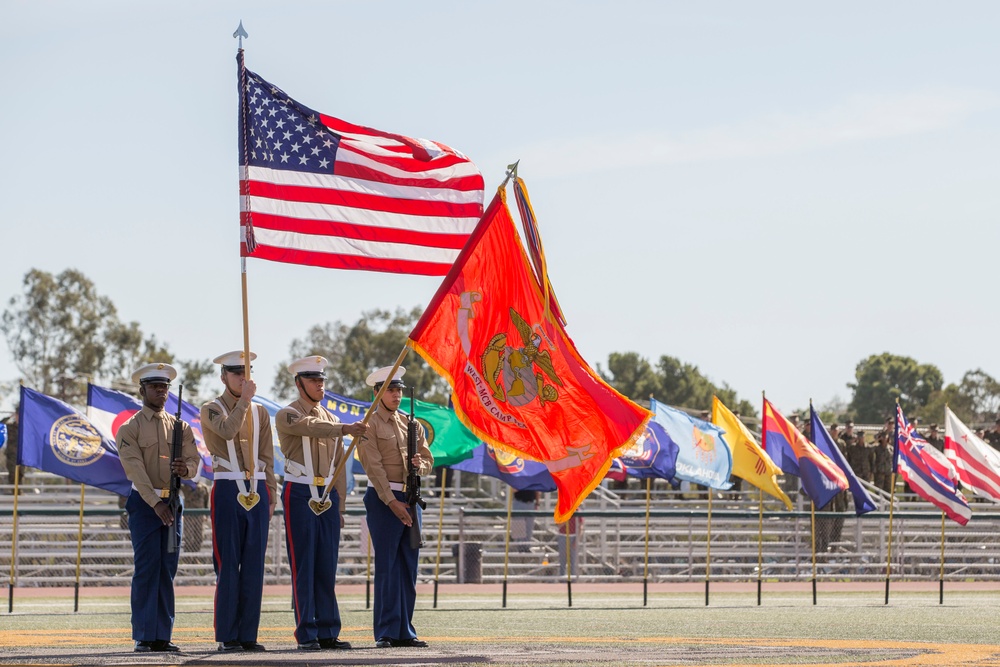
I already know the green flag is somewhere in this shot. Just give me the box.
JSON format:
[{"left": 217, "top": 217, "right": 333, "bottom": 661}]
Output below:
[{"left": 400, "top": 397, "right": 479, "bottom": 466}]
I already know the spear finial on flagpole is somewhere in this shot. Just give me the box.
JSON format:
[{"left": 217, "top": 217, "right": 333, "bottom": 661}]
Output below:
[
  {"left": 233, "top": 21, "right": 249, "bottom": 50},
  {"left": 501, "top": 160, "right": 520, "bottom": 190}
]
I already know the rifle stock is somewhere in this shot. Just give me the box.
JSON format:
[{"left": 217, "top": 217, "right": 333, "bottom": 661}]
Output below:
[
  {"left": 406, "top": 388, "right": 426, "bottom": 549},
  {"left": 166, "top": 384, "right": 184, "bottom": 554}
]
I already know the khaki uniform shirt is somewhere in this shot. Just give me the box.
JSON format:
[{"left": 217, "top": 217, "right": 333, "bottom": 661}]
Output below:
[
  {"left": 200, "top": 392, "right": 277, "bottom": 501},
  {"left": 276, "top": 398, "right": 349, "bottom": 516},
  {"left": 117, "top": 405, "right": 199, "bottom": 508},
  {"left": 357, "top": 405, "right": 432, "bottom": 506}
]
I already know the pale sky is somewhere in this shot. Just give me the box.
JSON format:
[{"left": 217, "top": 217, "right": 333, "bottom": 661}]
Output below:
[{"left": 2, "top": 1, "right": 998, "bottom": 417}]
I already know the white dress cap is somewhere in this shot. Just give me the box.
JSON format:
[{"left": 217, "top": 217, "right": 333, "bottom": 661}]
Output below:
[
  {"left": 213, "top": 350, "right": 257, "bottom": 370},
  {"left": 288, "top": 355, "right": 329, "bottom": 378},
  {"left": 131, "top": 362, "right": 178, "bottom": 385},
  {"left": 365, "top": 365, "right": 406, "bottom": 388}
]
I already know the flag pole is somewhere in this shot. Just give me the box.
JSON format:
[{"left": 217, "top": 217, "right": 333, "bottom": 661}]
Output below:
[
  {"left": 758, "top": 391, "right": 766, "bottom": 606},
  {"left": 502, "top": 489, "right": 512, "bottom": 608},
  {"left": 757, "top": 487, "right": 764, "bottom": 606},
  {"left": 319, "top": 346, "right": 410, "bottom": 504},
  {"left": 432, "top": 467, "right": 447, "bottom": 609},
  {"left": 705, "top": 489, "right": 712, "bottom": 606},
  {"left": 886, "top": 401, "right": 899, "bottom": 605},
  {"left": 7, "top": 463, "right": 21, "bottom": 613},
  {"left": 643, "top": 477, "right": 651, "bottom": 607},
  {"left": 73, "top": 484, "right": 86, "bottom": 612},
  {"left": 236, "top": 31, "right": 254, "bottom": 392},
  {"left": 565, "top": 525, "right": 573, "bottom": 607},
  {"left": 810, "top": 500, "right": 817, "bottom": 606},
  {"left": 939, "top": 511, "right": 946, "bottom": 605}
]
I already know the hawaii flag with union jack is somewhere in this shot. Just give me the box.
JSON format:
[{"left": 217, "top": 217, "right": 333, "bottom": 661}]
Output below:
[
  {"left": 408, "top": 189, "right": 650, "bottom": 521},
  {"left": 238, "top": 54, "right": 484, "bottom": 276},
  {"left": 895, "top": 405, "right": 971, "bottom": 525}
]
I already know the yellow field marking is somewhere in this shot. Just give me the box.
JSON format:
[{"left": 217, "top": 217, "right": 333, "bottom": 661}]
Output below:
[{"left": 3, "top": 630, "right": 999, "bottom": 666}]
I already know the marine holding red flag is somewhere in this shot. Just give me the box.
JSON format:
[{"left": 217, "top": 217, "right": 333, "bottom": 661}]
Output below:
[{"left": 408, "top": 188, "right": 650, "bottom": 522}]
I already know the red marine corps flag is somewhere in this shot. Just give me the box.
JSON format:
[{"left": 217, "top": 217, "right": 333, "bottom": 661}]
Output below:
[{"left": 407, "top": 187, "right": 650, "bottom": 521}]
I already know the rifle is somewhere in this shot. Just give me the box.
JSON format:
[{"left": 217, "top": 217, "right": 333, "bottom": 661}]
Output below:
[
  {"left": 166, "top": 384, "right": 184, "bottom": 554},
  {"left": 406, "top": 387, "right": 426, "bottom": 549}
]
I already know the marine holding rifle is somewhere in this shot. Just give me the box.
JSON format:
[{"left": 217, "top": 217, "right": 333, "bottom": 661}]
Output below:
[
  {"left": 356, "top": 365, "right": 433, "bottom": 648},
  {"left": 275, "top": 356, "right": 366, "bottom": 651},
  {"left": 116, "top": 363, "right": 199, "bottom": 653},
  {"left": 200, "top": 350, "right": 276, "bottom": 653}
]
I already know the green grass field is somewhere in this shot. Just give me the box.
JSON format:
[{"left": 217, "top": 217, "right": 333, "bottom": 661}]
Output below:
[{"left": 1, "top": 587, "right": 999, "bottom": 666}]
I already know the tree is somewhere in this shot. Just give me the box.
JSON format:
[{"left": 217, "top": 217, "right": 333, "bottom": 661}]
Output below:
[
  {"left": 599, "top": 351, "right": 756, "bottom": 418},
  {"left": 1, "top": 268, "right": 208, "bottom": 406},
  {"left": 848, "top": 352, "right": 943, "bottom": 423},
  {"left": 921, "top": 369, "right": 1000, "bottom": 425},
  {"left": 274, "top": 307, "right": 451, "bottom": 403}
]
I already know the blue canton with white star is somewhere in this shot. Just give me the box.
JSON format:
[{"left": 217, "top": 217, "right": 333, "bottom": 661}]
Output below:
[{"left": 241, "top": 70, "right": 340, "bottom": 174}]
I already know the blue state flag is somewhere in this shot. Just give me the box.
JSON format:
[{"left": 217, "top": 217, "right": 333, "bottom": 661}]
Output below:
[
  {"left": 450, "top": 443, "right": 556, "bottom": 492},
  {"left": 252, "top": 394, "right": 286, "bottom": 478},
  {"left": 19, "top": 385, "right": 131, "bottom": 496},
  {"left": 810, "top": 406, "right": 876, "bottom": 515},
  {"left": 615, "top": 420, "right": 680, "bottom": 481},
  {"left": 650, "top": 398, "right": 733, "bottom": 490},
  {"left": 0, "top": 422, "right": 6, "bottom": 450},
  {"left": 323, "top": 391, "right": 372, "bottom": 492}
]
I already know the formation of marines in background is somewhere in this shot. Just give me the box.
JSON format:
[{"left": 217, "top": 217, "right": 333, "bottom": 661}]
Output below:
[{"left": 115, "top": 353, "right": 430, "bottom": 653}]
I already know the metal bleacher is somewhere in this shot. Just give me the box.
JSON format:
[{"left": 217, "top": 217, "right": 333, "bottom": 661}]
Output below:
[{"left": 2, "top": 468, "right": 1000, "bottom": 588}]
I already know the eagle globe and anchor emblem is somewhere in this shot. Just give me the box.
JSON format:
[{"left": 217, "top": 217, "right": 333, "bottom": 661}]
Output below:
[
  {"left": 49, "top": 415, "right": 107, "bottom": 466},
  {"left": 481, "top": 307, "right": 564, "bottom": 408}
]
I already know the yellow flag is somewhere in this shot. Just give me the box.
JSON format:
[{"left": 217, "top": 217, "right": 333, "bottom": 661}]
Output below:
[{"left": 712, "top": 396, "right": 792, "bottom": 510}]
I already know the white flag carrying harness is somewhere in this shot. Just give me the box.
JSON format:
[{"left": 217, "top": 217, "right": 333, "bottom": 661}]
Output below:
[
  {"left": 282, "top": 406, "right": 337, "bottom": 516},
  {"left": 211, "top": 399, "right": 265, "bottom": 510}
]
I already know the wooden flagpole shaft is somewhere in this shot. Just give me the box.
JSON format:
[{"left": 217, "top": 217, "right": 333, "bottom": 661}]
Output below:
[
  {"left": 885, "top": 471, "right": 897, "bottom": 605},
  {"left": 757, "top": 488, "right": 764, "bottom": 606},
  {"left": 433, "top": 467, "right": 447, "bottom": 609},
  {"left": 319, "top": 346, "right": 410, "bottom": 503},
  {"left": 810, "top": 501, "right": 817, "bottom": 606},
  {"left": 705, "top": 490, "right": 712, "bottom": 606},
  {"left": 8, "top": 464, "right": 21, "bottom": 613},
  {"left": 643, "top": 478, "right": 651, "bottom": 607},
  {"left": 73, "top": 484, "right": 86, "bottom": 612},
  {"left": 939, "top": 511, "right": 946, "bottom": 605},
  {"left": 502, "top": 490, "right": 512, "bottom": 608}
]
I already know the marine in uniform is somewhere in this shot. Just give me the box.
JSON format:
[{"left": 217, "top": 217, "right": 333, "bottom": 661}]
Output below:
[
  {"left": 846, "top": 432, "right": 874, "bottom": 484},
  {"left": 200, "top": 350, "right": 276, "bottom": 652},
  {"left": 356, "top": 366, "right": 433, "bottom": 648},
  {"left": 116, "top": 363, "right": 199, "bottom": 653},
  {"left": 873, "top": 431, "right": 894, "bottom": 493},
  {"left": 275, "top": 356, "right": 366, "bottom": 651}
]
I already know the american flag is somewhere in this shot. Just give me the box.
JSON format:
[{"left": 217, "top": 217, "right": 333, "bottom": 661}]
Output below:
[
  {"left": 895, "top": 405, "right": 971, "bottom": 525},
  {"left": 944, "top": 406, "right": 1000, "bottom": 503},
  {"left": 238, "top": 61, "right": 484, "bottom": 276}
]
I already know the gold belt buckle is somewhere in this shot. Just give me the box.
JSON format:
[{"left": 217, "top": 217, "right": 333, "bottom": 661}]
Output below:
[
  {"left": 245, "top": 471, "right": 254, "bottom": 480},
  {"left": 313, "top": 476, "right": 325, "bottom": 486},
  {"left": 159, "top": 489, "right": 170, "bottom": 499}
]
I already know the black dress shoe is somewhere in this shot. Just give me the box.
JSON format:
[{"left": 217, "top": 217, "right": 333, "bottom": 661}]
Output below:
[
  {"left": 392, "top": 638, "right": 428, "bottom": 647},
  {"left": 218, "top": 641, "right": 243, "bottom": 652},
  {"left": 318, "top": 637, "right": 351, "bottom": 650},
  {"left": 297, "top": 640, "right": 321, "bottom": 651},
  {"left": 152, "top": 641, "right": 180, "bottom": 652},
  {"left": 134, "top": 641, "right": 154, "bottom": 653},
  {"left": 375, "top": 638, "right": 393, "bottom": 648},
  {"left": 241, "top": 641, "right": 266, "bottom": 652}
]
